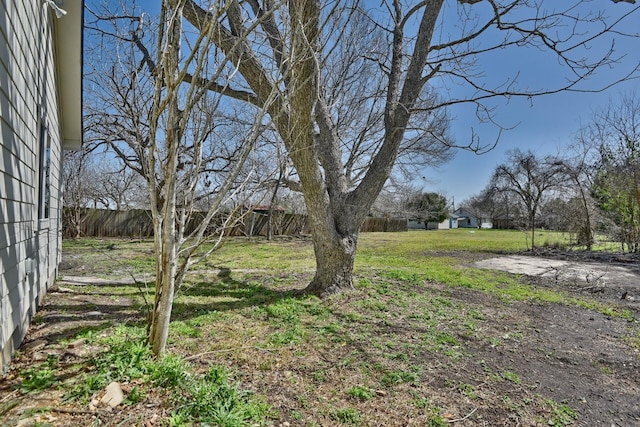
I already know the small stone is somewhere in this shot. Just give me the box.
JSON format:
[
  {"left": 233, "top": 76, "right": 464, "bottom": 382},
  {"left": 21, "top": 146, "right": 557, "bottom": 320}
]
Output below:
[
  {"left": 100, "top": 382, "right": 125, "bottom": 408},
  {"left": 145, "top": 414, "right": 160, "bottom": 426},
  {"left": 89, "top": 398, "right": 100, "bottom": 411},
  {"left": 376, "top": 389, "right": 387, "bottom": 396},
  {"left": 37, "top": 414, "right": 58, "bottom": 424}
]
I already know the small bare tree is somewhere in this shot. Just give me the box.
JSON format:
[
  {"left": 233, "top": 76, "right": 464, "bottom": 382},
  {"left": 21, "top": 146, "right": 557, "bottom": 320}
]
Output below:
[
  {"left": 91, "top": 159, "right": 150, "bottom": 210},
  {"left": 62, "top": 148, "right": 96, "bottom": 237},
  {"left": 490, "top": 150, "right": 566, "bottom": 248},
  {"left": 558, "top": 138, "right": 602, "bottom": 249},
  {"left": 462, "top": 187, "right": 524, "bottom": 230},
  {"left": 84, "top": 1, "right": 278, "bottom": 355}
]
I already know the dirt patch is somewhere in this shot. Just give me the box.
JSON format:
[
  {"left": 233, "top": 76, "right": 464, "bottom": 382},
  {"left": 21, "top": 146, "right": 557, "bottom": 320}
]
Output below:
[
  {"left": 474, "top": 254, "right": 640, "bottom": 314},
  {"left": 451, "top": 287, "right": 640, "bottom": 426},
  {"left": 470, "top": 253, "right": 640, "bottom": 425}
]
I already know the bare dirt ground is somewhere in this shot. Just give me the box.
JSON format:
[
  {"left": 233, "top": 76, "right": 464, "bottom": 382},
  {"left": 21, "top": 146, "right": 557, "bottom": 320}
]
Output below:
[
  {"left": 471, "top": 251, "right": 640, "bottom": 426},
  {"left": 1, "top": 248, "right": 639, "bottom": 426},
  {"left": 474, "top": 251, "right": 640, "bottom": 305}
]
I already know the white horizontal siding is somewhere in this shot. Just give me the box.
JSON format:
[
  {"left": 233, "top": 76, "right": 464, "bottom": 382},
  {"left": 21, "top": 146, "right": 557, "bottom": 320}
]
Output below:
[{"left": 0, "top": 0, "right": 65, "bottom": 370}]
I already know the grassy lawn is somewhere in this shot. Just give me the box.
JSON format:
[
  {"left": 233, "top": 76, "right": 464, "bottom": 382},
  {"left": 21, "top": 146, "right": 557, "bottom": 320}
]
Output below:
[{"left": 4, "top": 229, "right": 635, "bottom": 426}]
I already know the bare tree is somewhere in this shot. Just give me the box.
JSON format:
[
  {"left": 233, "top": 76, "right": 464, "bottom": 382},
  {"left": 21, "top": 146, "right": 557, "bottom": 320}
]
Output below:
[
  {"left": 164, "top": 0, "right": 639, "bottom": 295},
  {"left": 62, "top": 148, "right": 96, "bottom": 237},
  {"left": 372, "top": 180, "right": 420, "bottom": 219},
  {"left": 558, "top": 137, "right": 602, "bottom": 249},
  {"left": 84, "top": 1, "right": 277, "bottom": 355},
  {"left": 462, "top": 185, "right": 525, "bottom": 230},
  {"left": 490, "top": 149, "right": 566, "bottom": 248},
  {"left": 91, "top": 159, "right": 149, "bottom": 210}
]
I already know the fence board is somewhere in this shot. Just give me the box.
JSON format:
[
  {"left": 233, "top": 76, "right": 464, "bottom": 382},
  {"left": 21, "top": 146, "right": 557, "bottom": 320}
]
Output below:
[{"left": 63, "top": 208, "right": 406, "bottom": 238}]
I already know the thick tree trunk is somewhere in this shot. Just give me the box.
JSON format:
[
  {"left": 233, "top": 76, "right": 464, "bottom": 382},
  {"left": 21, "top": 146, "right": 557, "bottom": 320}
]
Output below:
[
  {"left": 577, "top": 185, "right": 594, "bottom": 250},
  {"left": 304, "top": 229, "right": 358, "bottom": 297},
  {"left": 530, "top": 213, "right": 536, "bottom": 249},
  {"left": 302, "top": 201, "right": 363, "bottom": 297},
  {"left": 180, "top": 0, "right": 443, "bottom": 297}
]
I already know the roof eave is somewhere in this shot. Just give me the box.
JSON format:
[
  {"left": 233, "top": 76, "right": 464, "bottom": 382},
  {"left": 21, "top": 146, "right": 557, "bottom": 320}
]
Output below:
[{"left": 54, "top": 0, "right": 83, "bottom": 150}]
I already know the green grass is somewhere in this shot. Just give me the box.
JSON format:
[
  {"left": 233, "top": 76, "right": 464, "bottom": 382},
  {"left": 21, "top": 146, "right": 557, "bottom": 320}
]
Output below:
[
  {"left": 192, "top": 229, "right": 567, "bottom": 274},
  {"left": 330, "top": 407, "right": 361, "bottom": 425},
  {"left": 380, "top": 369, "right": 419, "bottom": 387},
  {"left": 201, "top": 238, "right": 316, "bottom": 272},
  {"left": 42, "top": 231, "right": 637, "bottom": 425},
  {"left": 346, "top": 385, "right": 376, "bottom": 401},
  {"left": 59, "top": 325, "right": 272, "bottom": 425},
  {"left": 19, "top": 356, "right": 59, "bottom": 393},
  {"left": 544, "top": 399, "right": 578, "bottom": 426},
  {"left": 500, "top": 371, "right": 522, "bottom": 384},
  {"left": 191, "top": 231, "right": 603, "bottom": 319},
  {"left": 456, "top": 382, "right": 478, "bottom": 399}
]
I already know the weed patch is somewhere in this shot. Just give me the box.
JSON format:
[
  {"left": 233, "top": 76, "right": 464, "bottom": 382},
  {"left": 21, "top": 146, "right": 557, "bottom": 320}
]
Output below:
[
  {"left": 330, "top": 407, "right": 361, "bottom": 425},
  {"left": 19, "top": 356, "right": 59, "bottom": 393},
  {"left": 59, "top": 324, "right": 272, "bottom": 425},
  {"left": 544, "top": 399, "right": 578, "bottom": 426},
  {"left": 346, "top": 385, "right": 376, "bottom": 401}
]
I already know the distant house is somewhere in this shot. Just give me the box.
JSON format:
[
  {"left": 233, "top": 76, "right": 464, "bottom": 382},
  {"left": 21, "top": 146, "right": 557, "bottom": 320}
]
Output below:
[
  {"left": 408, "top": 213, "right": 459, "bottom": 230},
  {"left": 426, "top": 219, "right": 449, "bottom": 230},
  {"left": 453, "top": 208, "right": 493, "bottom": 229},
  {"left": 1, "top": 0, "right": 83, "bottom": 370}
]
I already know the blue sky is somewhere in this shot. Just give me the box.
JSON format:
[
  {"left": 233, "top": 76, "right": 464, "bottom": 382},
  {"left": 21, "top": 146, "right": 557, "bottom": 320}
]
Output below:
[
  {"left": 416, "top": 1, "right": 640, "bottom": 206},
  {"left": 89, "top": 1, "right": 638, "bottom": 207},
  {"left": 427, "top": 87, "right": 637, "bottom": 206}
]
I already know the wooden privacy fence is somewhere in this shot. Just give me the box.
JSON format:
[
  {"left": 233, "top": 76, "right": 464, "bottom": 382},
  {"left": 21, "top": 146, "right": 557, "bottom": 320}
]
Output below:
[
  {"left": 63, "top": 208, "right": 154, "bottom": 238},
  {"left": 63, "top": 208, "right": 407, "bottom": 238}
]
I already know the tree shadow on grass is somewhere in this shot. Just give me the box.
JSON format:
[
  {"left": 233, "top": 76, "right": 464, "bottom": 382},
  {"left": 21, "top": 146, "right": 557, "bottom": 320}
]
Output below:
[
  {"left": 171, "top": 267, "right": 305, "bottom": 321},
  {"left": 20, "top": 286, "right": 146, "bottom": 351},
  {"left": 30, "top": 268, "right": 306, "bottom": 346}
]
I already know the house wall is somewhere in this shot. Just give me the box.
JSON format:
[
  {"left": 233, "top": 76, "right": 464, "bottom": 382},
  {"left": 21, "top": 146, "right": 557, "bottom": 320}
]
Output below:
[
  {"left": 457, "top": 216, "right": 478, "bottom": 228},
  {"left": 1, "top": 0, "right": 64, "bottom": 370},
  {"left": 411, "top": 218, "right": 455, "bottom": 230}
]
